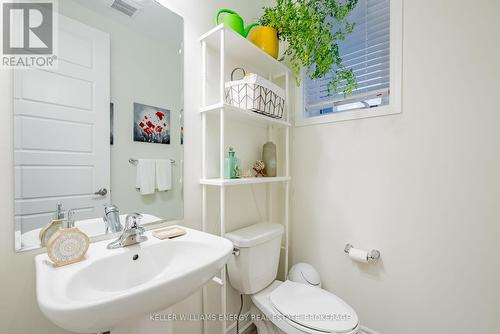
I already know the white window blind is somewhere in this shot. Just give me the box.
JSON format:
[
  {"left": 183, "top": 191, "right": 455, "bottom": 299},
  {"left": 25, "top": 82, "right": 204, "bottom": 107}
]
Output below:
[{"left": 304, "top": 0, "right": 390, "bottom": 117}]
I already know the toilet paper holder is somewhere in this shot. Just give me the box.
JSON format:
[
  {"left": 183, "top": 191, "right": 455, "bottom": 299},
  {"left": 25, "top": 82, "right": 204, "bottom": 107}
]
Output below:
[{"left": 344, "top": 244, "right": 381, "bottom": 261}]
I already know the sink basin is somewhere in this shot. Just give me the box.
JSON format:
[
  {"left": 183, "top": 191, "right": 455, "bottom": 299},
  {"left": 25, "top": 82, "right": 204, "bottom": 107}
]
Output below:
[{"left": 35, "top": 225, "right": 233, "bottom": 333}]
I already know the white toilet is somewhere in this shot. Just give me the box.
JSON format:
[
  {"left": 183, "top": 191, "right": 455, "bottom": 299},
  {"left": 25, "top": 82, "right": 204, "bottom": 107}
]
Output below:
[{"left": 225, "top": 223, "right": 360, "bottom": 334}]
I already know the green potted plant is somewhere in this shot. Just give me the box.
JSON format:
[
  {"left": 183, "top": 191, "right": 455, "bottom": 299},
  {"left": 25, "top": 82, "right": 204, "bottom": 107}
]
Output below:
[{"left": 259, "top": 0, "right": 359, "bottom": 96}]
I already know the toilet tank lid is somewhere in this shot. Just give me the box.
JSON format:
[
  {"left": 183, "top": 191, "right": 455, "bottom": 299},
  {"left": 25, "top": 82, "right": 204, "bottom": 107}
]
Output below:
[{"left": 225, "top": 223, "right": 284, "bottom": 248}]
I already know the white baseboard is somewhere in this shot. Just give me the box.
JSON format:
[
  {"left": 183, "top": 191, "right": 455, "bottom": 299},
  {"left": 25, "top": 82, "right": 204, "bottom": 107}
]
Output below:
[
  {"left": 226, "top": 311, "right": 252, "bottom": 334},
  {"left": 361, "top": 325, "right": 381, "bottom": 334}
]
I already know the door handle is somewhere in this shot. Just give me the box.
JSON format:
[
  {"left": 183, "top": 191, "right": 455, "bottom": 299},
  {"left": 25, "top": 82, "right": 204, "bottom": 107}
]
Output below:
[{"left": 94, "top": 188, "right": 108, "bottom": 196}]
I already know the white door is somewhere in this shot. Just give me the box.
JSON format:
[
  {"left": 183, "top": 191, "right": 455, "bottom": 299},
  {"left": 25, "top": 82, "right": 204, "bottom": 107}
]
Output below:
[{"left": 14, "top": 15, "right": 110, "bottom": 234}]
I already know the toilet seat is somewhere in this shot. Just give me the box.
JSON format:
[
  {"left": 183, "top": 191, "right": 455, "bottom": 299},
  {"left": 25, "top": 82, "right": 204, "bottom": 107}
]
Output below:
[{"left": 269, "top": 280, "right": 359, "bottom": 334}]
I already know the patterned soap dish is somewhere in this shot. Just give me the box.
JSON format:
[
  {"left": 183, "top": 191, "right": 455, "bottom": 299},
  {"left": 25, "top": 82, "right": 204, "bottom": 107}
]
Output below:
[
  {"left": 39, "top": 219, "right": 64, "bottom": 247},
  {"left": 47, "top": 227, "right": 90, "bottom": 267},
  {"left": 152, "top": 226, "right": 186, "bottom": 240}
]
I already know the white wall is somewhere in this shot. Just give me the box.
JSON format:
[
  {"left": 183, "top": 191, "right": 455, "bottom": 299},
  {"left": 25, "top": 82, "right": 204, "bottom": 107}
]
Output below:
[
  {"left": 0, "top": 1, "right": 271, "bottom": 334},
  {"left": 290, "top": 0, "right": 500, "bottom": 333}
]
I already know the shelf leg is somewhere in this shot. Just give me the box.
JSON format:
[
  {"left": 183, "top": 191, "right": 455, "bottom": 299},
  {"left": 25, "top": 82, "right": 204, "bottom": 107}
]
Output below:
[
  {"left": 219, "top": 29, "right": 226, "bottom": 180},
  {"left": 220, "top": 186, "right": 226, "bottom": 333},
  {"left": 285, "top": 71, "right": 290, "bottom": 279},
  {"left": 201, "top": 38, "right": 208, "bottom": 334}
]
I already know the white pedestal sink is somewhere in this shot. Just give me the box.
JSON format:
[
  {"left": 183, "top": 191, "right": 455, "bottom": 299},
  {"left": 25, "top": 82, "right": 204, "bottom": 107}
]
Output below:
[{"left": 35, "top": 225, "right": 233, "bottom": 333}]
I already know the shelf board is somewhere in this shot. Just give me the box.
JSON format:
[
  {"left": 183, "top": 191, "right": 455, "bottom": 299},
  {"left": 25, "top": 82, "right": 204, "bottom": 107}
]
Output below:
[
  {"left": 200, "top": 24, "right": 290, "bottom": 77},
  {"left": 200, "top": 176, "right": 291, "bottom": 187},
  {"left": 201, "top": 103, "right": 291, "bottom": 127}
]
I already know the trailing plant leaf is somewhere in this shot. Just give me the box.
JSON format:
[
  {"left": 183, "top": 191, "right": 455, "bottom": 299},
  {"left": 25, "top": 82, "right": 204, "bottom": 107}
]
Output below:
[{"left": 260, "top": 0, "right": 358, "bottom": 96}]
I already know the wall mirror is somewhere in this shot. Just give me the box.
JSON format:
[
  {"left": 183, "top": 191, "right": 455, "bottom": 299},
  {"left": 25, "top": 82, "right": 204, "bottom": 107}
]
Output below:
[{"left": 14, "top": 0, "right": 184, "bottom": 251}]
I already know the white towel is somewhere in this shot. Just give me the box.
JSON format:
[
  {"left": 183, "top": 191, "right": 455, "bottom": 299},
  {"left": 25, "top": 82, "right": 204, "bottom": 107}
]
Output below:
[
  {"left": 135, "top": 159, "right": 156, "bottom": 195},
  {"left": 155, "top": 159, "right": 172, "bottom": 191}
]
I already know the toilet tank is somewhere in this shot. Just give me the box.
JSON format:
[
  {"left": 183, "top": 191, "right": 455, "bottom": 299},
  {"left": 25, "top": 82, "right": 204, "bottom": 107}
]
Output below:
[{"left": 225, "top": 223, "right": 284, "bottom": 294}]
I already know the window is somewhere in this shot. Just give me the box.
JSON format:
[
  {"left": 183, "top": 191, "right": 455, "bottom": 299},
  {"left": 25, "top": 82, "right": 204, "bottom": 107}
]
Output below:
[{"left": 298, "top": 0, "right": 402, "bottom": 125}]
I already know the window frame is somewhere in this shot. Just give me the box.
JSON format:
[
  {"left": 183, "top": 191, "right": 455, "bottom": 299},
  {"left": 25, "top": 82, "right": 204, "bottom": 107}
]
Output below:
[{"left": 295, "top": 0, "right": 403, "bottom": 126}]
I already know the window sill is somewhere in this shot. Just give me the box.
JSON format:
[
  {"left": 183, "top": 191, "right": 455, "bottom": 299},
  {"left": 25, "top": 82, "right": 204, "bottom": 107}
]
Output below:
[{"left": 294, "top": 104, "right": 401, "bottom": 127}]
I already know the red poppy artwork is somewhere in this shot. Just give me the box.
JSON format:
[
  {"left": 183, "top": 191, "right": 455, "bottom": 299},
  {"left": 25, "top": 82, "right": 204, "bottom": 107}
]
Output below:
[{"left": 133, "top": 103, "right": 171, "bottom": 144}]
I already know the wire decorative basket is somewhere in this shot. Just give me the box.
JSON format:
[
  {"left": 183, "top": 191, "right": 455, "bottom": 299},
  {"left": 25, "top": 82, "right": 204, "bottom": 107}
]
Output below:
[{"left": 225, "top": 68, "right": 286, "bottom": 119}]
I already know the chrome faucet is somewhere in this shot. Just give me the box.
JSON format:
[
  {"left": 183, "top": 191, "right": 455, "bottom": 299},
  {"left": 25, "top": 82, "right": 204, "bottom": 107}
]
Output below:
[
  {"left": 55, "top": 203, "right": 64, "bottom": 220},
  {"left": 107, "top": 213, "right": 147, "bottom": 249},
  {"left": 103, "top": 204, "right": 123, "bottom": 234}
]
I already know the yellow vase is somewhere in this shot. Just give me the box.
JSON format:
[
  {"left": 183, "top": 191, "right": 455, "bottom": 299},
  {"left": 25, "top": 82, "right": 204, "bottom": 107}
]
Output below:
[{"left": 249, "top": 26, "right": 279, "bottom": 59}]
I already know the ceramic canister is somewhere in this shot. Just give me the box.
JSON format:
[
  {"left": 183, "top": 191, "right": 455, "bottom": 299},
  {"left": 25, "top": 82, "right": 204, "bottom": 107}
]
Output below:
[
  {"left": 249, "top": 26, "right": 279, "bottom": 59},
  {"left": 262, "top": 141, "right": 277, "bottom": 177}
]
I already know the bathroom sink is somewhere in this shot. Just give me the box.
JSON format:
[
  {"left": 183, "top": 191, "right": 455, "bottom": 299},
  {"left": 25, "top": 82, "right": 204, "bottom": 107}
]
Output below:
[{"left": 35, "top": 226, "right": 233, "bottom": 333}]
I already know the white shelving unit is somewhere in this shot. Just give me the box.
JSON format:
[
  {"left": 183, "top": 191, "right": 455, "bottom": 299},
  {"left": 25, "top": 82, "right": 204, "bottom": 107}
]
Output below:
[
  {"left": 200, "top": 176, "right": 291, "bottom": 187},
  {"left": 201, "top": 103, "right": 291, "bottom": 128},
  {"left": 200, "top": 24, "right": 291, "bottom": 334}
]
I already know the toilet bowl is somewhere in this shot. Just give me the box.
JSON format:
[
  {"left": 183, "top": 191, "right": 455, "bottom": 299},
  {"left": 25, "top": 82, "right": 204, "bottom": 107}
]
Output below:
[
  {"left": 225, "top": 223, "right": 360, "bottom": 334},
  {"left": 251, "top": 281, "right": 359, "bottom": 334}
]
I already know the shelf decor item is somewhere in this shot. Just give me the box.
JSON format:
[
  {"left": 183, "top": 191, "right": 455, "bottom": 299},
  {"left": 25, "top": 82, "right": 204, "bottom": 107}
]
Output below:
[
  {"left": 249, "top": 26, "right": 279, "bottom": 59},
  {"left": 225, "top": 68, "right": 285, "bottom": 119},
  {"left": 224, "top": 147, "right": 241, "bottom": 179},
  {"left": 253, "top": 160, "right": 267, "bottom": 177},
  {"left": 241, "top": 169, "right": 254, "bottom": 178},
  {"left": 262, "top": 141, "right": 277, "bottom": 177},
  {"left": 260, "top": 0, "right": 359, "bottom": 95},
  {"left": 216, "top": 9, "right": 259, "bottom": 38}
]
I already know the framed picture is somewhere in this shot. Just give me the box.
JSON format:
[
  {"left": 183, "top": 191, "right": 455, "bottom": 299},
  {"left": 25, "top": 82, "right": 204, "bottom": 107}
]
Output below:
[{"left": 133, "top": 102, "right": 171, "bottom": 144}]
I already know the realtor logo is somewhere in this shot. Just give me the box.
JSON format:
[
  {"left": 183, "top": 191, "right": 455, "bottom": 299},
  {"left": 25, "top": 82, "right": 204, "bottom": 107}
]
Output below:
[
  {"left": 1, "top": 0, "right": 57, "bottom": 68},
  {"left": 3, "top": 2, "right": 53, "bottom": 54}
]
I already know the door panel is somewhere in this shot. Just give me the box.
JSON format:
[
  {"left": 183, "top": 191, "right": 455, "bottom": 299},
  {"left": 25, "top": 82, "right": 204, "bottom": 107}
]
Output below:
[
  {"left": 16, "top": 116, "right": 93, "bottom": 152},
  {"left": 58, "top": 29, "right": 93, "bottom": 68},
  {"left": 17, "top": 69, "right": 93, "bottom": 110},
  {"left": 14, "top": 14, "right": 110, "bottom": 233},
  {"left": 16, "top": 166, "right": 94, "bottom": 198}
]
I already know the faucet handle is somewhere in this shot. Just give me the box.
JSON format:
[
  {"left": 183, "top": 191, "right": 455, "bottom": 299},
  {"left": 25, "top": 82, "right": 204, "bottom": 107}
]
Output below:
[
  {"left": 125, "top": 213, "right": 143, "bottom": 230},
  {"left": 55, "top": 202, "right": 64, "bottom": 220},
  {"left": 66, "top": 209, "right": 75, "bottom": 228}
]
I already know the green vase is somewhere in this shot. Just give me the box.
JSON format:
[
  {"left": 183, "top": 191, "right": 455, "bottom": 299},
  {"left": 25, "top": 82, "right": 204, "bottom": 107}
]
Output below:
[{"left": 224, "top": 147, "right": 240, "bottom": 179}]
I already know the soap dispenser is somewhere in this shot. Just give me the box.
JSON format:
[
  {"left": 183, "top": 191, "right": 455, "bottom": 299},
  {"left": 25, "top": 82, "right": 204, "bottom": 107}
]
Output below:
[
  {"left": 224, "top": 147, "right": 240, "bottom": 179},
  {"left": 39, "top": 203, "right": 65, "bottom": 247}
]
